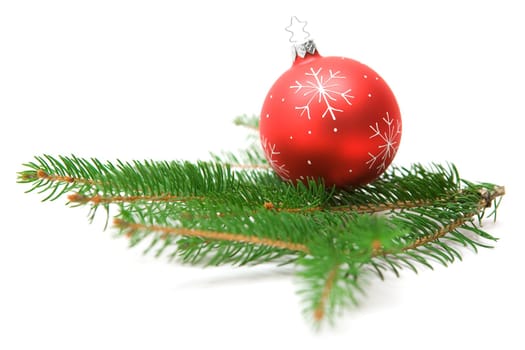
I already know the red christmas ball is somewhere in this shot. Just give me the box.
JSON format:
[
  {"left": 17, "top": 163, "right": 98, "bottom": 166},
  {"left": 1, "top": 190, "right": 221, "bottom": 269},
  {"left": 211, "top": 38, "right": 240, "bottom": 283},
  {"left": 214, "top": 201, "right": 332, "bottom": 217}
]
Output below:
[{"left": 260, "top": 48, "right": 401, "bottom": 187}]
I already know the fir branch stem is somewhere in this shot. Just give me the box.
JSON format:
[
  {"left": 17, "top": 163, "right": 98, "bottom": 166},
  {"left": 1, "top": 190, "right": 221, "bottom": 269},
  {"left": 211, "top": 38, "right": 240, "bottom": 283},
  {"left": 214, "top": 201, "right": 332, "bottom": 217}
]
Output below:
[
  {"left": 24, "top": 169, "right": 97, "bottom": 186},
  {"left": 265, "top": 199, "right": 442, "bottom": 214},
  {"left": 68, "top": 193, "right": 203, "bottom": 204},
  {"left": 314, "top": 264, "right": 339, "bottom": 321},
  {"left": 397, "top": 186, "right": 505, "bottom": 252},
  {"left": 402, "top": 215, "right": 473, "bottom": 251},
  {"left": 344, "top": 200, "right": 439, "bottom": 213},
  {"left": 113, "top": 218, "right": 310, "bottom": 254}
]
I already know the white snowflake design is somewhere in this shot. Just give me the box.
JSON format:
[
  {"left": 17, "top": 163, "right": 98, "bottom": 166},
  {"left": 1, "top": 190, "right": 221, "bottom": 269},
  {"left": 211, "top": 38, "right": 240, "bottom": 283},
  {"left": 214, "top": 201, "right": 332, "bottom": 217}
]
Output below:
[
  {"left": 261, "top": 136, "right": 290, "bottom": 179},
  {"left": 290, "top": 67, "right": 354, "bottom": 120},
  {"left": 366, "top": 112, "right": 401, "bottom": 173}
]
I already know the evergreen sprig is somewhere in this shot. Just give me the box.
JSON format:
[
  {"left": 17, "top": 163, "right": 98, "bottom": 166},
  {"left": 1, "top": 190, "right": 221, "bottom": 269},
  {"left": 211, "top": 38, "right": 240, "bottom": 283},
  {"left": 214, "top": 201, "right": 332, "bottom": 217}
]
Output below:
[{"left": 17, "top": 115, "right": 505, "bottom": 326}]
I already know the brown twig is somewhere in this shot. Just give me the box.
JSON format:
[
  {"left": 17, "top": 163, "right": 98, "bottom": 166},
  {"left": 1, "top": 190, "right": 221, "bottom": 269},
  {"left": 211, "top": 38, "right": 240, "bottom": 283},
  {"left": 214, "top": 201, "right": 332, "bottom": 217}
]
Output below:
[
  {"left": 68, "top": 193, "right": 203, "bottom": 205},
  {"left": 113, "top": 218, "right": 310, "bottom": 254},
  {"left": 401, "top": 215, "right": 473, "bottom": 251},
  {"left": 399, "top": 186, "right": 506, "bottom": 252},
  {"left": 314, "top": 264, "right": 340, "bottom": 322},
  {"left": 264, "top": 198, "right": 437, "bottom": 215}
]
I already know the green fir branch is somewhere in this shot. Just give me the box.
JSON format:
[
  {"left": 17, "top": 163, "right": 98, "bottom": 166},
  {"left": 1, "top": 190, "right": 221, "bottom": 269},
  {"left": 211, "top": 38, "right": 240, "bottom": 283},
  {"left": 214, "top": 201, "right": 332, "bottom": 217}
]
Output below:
[
  {"left": 233, "top": 113, "right": 260, "bottom": 131},
  {"left": 16, "top": 118, "right": 505, "bottom": 326}
]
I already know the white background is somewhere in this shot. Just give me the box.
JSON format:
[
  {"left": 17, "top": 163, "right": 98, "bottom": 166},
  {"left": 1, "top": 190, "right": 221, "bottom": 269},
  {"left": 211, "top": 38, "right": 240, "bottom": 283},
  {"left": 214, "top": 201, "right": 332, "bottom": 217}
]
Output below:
[{"left": 1, "top": 1, "right": 523, "bottom": 349}]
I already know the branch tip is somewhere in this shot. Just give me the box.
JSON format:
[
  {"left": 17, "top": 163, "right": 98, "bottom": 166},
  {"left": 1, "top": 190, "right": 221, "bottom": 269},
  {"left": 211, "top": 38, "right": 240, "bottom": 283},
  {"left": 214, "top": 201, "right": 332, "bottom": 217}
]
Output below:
[
  {"left": 314, "top": 308, "right": 325, "bottom": 322},
  {"left": 67, "top": 193, "right": 89, "bottom": 203},
  {"left": 113, "top": 218, "right": 127, "bottom": 227},
  {"left": 31, "top": 169, "right": 96, "bottom": 185},
  {"left": 479, "top": 186, "right": 505, "bottom": 207},
  {"left": 263, "top": 202, "right": 275, "bottom": 210},
  {"left": 371, "top": 239, "right": 382, "bottom": 252}
]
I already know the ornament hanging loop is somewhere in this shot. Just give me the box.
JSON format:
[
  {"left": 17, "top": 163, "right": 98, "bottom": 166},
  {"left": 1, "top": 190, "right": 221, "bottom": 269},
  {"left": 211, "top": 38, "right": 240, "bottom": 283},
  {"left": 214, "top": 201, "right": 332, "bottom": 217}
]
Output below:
[{"left": 285, "top": 16, "right": 318, "bottom": 59}]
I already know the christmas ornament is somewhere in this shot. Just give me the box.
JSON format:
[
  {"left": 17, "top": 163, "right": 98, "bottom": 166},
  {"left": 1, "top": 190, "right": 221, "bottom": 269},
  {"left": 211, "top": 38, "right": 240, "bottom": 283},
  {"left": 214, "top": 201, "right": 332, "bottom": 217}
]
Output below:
[{"left": 260, "top": 17, "right": 402, "bottom": 187}]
